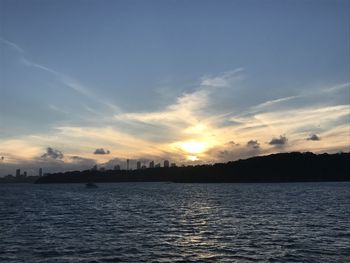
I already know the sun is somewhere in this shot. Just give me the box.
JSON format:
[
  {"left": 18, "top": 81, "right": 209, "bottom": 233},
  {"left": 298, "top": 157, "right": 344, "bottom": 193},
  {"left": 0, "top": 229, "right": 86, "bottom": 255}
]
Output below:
[
  {"left": 180, "top": 141, "right": 207, "bottom": 154},
  {"left": 187, "top": 155, "right": 199, "bottom": 161}
]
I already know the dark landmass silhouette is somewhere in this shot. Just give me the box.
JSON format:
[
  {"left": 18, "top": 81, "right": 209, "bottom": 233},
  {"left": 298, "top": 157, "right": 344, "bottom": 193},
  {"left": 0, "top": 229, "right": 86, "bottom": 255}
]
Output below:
[
  {"left": 34, "top": 152, "right": 350, "bottom": 184},
  {"left": 0, "top": 176, "right": 39, "bottom": 184}
]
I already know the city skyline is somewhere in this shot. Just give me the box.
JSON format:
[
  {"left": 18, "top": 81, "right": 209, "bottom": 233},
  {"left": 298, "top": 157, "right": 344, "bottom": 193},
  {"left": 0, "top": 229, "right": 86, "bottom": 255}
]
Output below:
[
  {"left": 4, "top": 158, "right": 174, "bottom": 178},
  {"left": 1, "top": 0, "right": 349, "bottom": 176}
]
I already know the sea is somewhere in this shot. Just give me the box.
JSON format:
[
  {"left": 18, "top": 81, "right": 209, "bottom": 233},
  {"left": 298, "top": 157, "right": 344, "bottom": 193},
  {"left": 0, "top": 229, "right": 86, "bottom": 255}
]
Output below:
[{"left": 0, "top": 182, "right": 349, "bottom": 262}]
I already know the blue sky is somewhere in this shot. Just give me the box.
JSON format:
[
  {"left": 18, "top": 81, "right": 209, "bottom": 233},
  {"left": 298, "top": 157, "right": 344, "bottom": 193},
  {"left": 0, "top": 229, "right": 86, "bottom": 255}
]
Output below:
[{"left": 0, "top": 0, "right": 349, "bottom": 175}]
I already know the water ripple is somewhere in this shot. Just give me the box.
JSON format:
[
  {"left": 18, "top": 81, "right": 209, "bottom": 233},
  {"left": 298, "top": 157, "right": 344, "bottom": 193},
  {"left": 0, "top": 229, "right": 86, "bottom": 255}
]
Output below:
[{"left": 1, "top": 182, "right": 350, "bottom": 262}]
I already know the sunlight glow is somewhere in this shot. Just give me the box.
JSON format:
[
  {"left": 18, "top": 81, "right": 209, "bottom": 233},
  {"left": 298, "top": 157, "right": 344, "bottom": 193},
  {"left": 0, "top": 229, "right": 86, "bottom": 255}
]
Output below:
[
  {"left": 187, "top": 155, "right": 199, "bottom": 161},
  {"left": 180, "top": 141, "right": 207, "bottom": 154}
]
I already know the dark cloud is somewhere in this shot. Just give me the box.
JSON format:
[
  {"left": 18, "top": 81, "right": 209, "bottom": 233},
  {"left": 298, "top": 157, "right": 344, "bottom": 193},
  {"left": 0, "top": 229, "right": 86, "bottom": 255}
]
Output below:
[
  {"left": 218, "top": 150, "right": 230, "bottom": 158},
  {"left": 217, "top": 119, "right": 243, "bottom": 127},
  {"left": 247, "top": 140, "right": 260, "bottom": 149},
  {"left": 213, "top": 141, "right": 263, "bottom": 163},
  {"left": 69, "top": 156, "right": 96, "bottom": 168},
  {"left": 217, "top": 147, "right": 262, "bottom": 162},
  {"left": 269, "top": 136, "right": 288, "bottom": 146},
  {"left": 240, "top": 124, "right": 269, "bottom": 131},
  {"left": 227, "top": 141, "right": 240, "bottom": 146},
  {"left": 94, "top": 148, "right": 111, "bottom": 155},
  {"left": 41, "top": 147, "right": 64, "bottom": 159},
  {"left": 70, "top": 156, "right": 95, "bottom": 162},
  {"left": 307, "top": 134, "right": 321, "bottom": 141}
]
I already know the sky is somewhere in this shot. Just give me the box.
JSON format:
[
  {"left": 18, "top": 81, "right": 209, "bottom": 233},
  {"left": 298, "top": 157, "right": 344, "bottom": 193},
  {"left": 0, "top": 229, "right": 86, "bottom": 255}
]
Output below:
[{"left": 0, "top": 0, "right": 349, "bottom": 175}]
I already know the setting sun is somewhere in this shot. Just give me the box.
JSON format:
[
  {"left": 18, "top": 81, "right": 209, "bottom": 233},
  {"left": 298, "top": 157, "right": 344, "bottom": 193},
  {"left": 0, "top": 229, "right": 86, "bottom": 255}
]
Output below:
[
  {"left": 180, "top": 141, "right": 207, "bottom": 154},
  {"left": 187, "top": 155, "right": 199, "bottom": 161}
]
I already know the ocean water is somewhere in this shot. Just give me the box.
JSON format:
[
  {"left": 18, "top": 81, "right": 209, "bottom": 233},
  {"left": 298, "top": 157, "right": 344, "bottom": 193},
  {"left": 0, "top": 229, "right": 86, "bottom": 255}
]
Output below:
[{"left": 0, "top": 182, "right": 349, "bottom": 262}]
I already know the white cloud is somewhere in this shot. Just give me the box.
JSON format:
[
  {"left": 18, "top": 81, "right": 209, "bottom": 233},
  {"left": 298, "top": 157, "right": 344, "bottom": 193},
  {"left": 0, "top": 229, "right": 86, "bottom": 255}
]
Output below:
[
  {"left": 200, "top": 68, "right": 244, "bottom": 87},
  {"left": 0, "top": 37, "right": 25, "bottom": 53},
  {"left": 253, "top": 95, "right": 299, "bottom": 110}
]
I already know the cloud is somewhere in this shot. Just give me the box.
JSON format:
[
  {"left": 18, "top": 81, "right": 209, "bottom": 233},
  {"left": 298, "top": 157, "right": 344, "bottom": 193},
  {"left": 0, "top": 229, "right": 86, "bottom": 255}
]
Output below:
[
  {"left": 69, "top": 156, "right": 96, "bottom": 166},
  {"left": 1, "top": 37, "right": 120, "bottom": 114},
  {"left": 21, "top": 58, "right": 103, "bottom": 102},
  {"left": 1, "top": 66, "right": 349, "bottom": 176},
  {"left": 115, "top": 89, "right": 208, "bottom": 125},
  {"left": 200, "top": 68, "right": 244, "bottom": 87},
  {"left": 320, "top": 82, "right": 350, "bottom": 94},
  {"left": 214, "top": 143, "right": 263, "bottom": 162},
  {"left": 43, "top": 79, "right": 350, "bottom": 165},
  {"left": 41, "top": 147, "right": 64, "bottom": 159},
  {"left": 227, "top": 141, "right": 240, "bottom": 146},
  {"left": 94, "top": 148, "right": 111, "bottom": 155},
  {"left": 20, "top": 58, "right": 120, "bottom": 113},
  {"left": 253, "top": 96, "right": 299, "bottom": 110},
  {"left": 115, "top": 69, "right": 244, "bottom": 124},
  {"left": 0, "top": 37, "right": 25, "bottom": 53},
  {"left": 247, "top": 140, "right": 260, "bottom": 149},
  {"left": 307, "top": 134, "right": 321, "bottom": 141},
  {"left": 269, "top": 136, "right": 288, "bottom": 146}
]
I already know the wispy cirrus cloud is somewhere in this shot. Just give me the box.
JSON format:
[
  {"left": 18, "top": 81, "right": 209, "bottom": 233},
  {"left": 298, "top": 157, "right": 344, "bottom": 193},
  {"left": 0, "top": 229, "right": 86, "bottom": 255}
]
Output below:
[
  {"left": 114, "top": 69, "right": 245, "bottom": 126},
  {"left": 20, "top": 57, "right": 120, "bottom": 112},
  {"left": 1, "top": 37, "right": 120, "bottom": 114},
  {"left": 0, "top": 37, "right": 25, "bottom": 53},
  {"left": 200, "top": 68, "right": 244, "bottom": 87},
  {"left": 252, "top": 95, "right": 299, "bottom": 110}
]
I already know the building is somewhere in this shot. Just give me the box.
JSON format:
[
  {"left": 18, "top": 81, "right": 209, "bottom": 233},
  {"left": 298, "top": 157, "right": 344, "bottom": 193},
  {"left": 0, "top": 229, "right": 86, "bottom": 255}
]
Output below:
[
  {"left": 164, "top": 160, "right": 170, "bottom": 168},
  {"left": 149, "top": 161, "right": 154, "bottom": 168},
  {"left": 16, "top": 169, "right": 20, "bottom": 178},
  {"left": 91, "top": 165, "right": 98, "bottom": 171},
  {"left": 171, "top": 163, "right": 176, "bottom": 167},
  {"left": 155, "top": 163, "right": 161, "bottom": 168},
  {"left": 137, "top": 161, "right": 141, "bottom": 170},
  {"left": 126, "top": 159, "right": 130, "bottom": 170},
  {"left": 114, "top": 165, "right": 121, "bottom": 170},
  {"left": 39, "top": 168, "right": 43, "bottom": 177},
  {"left": 23, "top": 171, "right": 27, "bottom": 177}
]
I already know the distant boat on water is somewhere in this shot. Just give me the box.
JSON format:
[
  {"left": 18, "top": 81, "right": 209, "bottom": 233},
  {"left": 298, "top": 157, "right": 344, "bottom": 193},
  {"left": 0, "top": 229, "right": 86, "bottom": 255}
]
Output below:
[{"left": 86, "top": 182, "right": 98, "bottom": 188}]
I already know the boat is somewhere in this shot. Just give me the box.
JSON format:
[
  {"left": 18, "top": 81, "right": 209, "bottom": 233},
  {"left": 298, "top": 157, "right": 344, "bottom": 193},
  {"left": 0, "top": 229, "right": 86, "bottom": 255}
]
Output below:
[{"left": 85, "top": 182, "right": 98, "bottom": 188}]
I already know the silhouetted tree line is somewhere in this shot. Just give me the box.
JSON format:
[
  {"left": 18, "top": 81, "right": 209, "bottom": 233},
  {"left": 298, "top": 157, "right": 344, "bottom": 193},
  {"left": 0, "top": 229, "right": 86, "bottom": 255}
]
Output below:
[{"left": 35, "top": 152, "right": 350, "bottom": 184}]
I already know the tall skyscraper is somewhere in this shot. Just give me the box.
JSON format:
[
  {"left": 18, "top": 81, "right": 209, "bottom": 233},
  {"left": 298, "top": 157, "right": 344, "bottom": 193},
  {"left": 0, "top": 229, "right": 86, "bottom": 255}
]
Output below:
[
  {"left": 39, "top": 168, "right": 43, "bottom": 177},
  {"left": 126, "top": 159, "right": 130, "bottom": 170},
  {"left": 164, "top": 160, "right": 170, "bottom": 168},
  {"left": 137, "top": 161, "right": 141, "bottom": 169},
  {"left": 149, "top": 161, "right": 154, "bottom": 168},
  {"left": 16, "top": 169, "right": 20, "bottom": 177}
]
